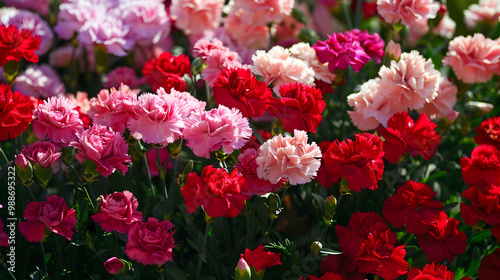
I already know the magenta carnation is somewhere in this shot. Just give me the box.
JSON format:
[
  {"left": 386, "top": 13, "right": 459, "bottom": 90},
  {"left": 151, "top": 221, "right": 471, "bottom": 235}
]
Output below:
[
  {"left": 91, "top": 191, "right": 142, "bottom": 234},
  {"left": 20, "top": 141, "right": 61, "bottom": 169}
]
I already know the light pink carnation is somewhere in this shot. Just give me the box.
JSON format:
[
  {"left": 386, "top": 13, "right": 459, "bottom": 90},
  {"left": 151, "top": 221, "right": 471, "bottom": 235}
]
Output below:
[
  {"left": 385, "top": 40, "right": 402, "bottom": 60},
  {"left": 464, "top": 0, "right": 500, "bottom": 29},
  {"left": 433, "top": 14, "right": 456, "bottom": 39},
  {"left": 71, "top": 124, "right": 131, "bottom": 177},
  {"left": 67, "top": 91, "right": 91, "bottom": 114},
  {"left": 170, "top": 0, "right": 225, "bottom": 35},
  {"left": 378, "top": 50, "right": 440, "bottom": 110},
  {"left": 223, "top": 9, "right": 271, "bottom": 50},
  {"left": 192, "top": 38, "right": 227, "bottom": 60},
  {"left": 14, "top": 65, "right": 65, "bottom": 99},
  {"left": 103, "top": 67, "right": 144, "bottom": 89},
  {"left": 377, "top": 0, "right": 440, "bottom": 26},
  {"left": 290, "top": 42, "right": 336, "bottom": 84},
  {"left": 183, "top": 105, "right": 252, "bottom": 158},
  {"left": 418, "top": 77, "right": 458, "bottom": 120},
  {"left": 88, "top": 85, "right": 139, "bottom": 134},
  {"left": 32, "top": 97, "right": 84, "bottom": 145},
  {"left": 202, "top": 48, "right": 243, "bottom": 86},
  {"left": 54, "top": 1, "right": 109, "bottom": 40},
  {"left": 229, "top": 0, "right": 294, "bottom": 26},
  {"left": 3, "top": 0, "right": 50, "bottom": 16},
  {"left": 443, "top": 33, "right": 500, "bottom": 84},
  {"left": 236, "top": 148, "right": 285, "bottom": 196},
  {"left": 0, "top": 7, "right": 54, "bottom": 55},
  {"left": 347, "top": 78, "right": 405, "bottom": 130},
  {"left": 157, "top": 88, "right": 206, "bottom": 119},
  {"left": 20, "top": 141, "right": 62, "bottom": 169},
  {"left": 49, "top": 45, "right": 96, "bottom": 72},
  {"left": 128, "top": 93, "right": 184, "bottom": 146},
  {"left": 250, "top": 46, "right": 315, "bottom": 94},
  {"left": 256, "top": 130, "right": 321, "bottom": 185}
]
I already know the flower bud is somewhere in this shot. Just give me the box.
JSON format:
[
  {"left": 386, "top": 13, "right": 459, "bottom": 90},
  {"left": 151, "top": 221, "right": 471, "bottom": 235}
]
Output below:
[
  {"left": 235, "top": 254, "right": 251, "bottom": 280},
  {"left": 311, "top": 241, "right": 323, "bottom": 255},
  {"left": 267, "top": 193, "right": 282, "bottom": 220},
  {"left": 33, "top": 163, "right": 52, "bottom": 187},
  {"left": 339, "top": 177, "right": 351, "bottom": 195},
  {"left": 463, "top": 101, "right": 494, "bottom": 118},
  {"left": 104, "top": 257, "right": 130, "bottom": 275}
]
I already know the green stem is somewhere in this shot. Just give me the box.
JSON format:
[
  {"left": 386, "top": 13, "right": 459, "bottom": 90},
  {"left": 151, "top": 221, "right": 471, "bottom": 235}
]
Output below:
[
  {"left": 354, "top": 0, "right": 363, "bottom": 28},
  {"left": 28, "top": 186, "right": 36, "bottom": 201},
  {"left": 142, "top": 151, "right": 156, "bottom": 198},
  {"left": 40, "top": 242, "right": 49, "bottom": 277},
  {"left": 87, "top": 181, "right": 98, "bottom": 211},
  {"left": 249, "top": 120, "right": 264, "bottom": 144},
  {"left": 332, "top": 194, "right": 343, "bottom": 217},
  {"left": 342, "top": 1, "right": 353, "bottom": 30},
  {"left": 196, "top": 223, "right": 210, "bottom": 279},
  {"left": 1, "top": 262, "right": 16, "bottom": 280},
  {"left": 155, "top": 148, "right": 168, "bottom": 199},
  {"left": 0, "top": 145, "right": 9, "bottom": 165}
]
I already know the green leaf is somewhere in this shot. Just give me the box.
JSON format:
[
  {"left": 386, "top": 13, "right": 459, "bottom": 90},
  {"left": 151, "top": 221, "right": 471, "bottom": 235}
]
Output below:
[
  {"left": 165, "top": 267, "right": 188, "bottom": 280},
  {"left": 469, "top": 229, "right": 492, "bottom": 244},
  {"left": 44, "top": 253, "right": 52, "bottom": 263},
  {"left": 422, "top": 171, "right": 447, "bottom": 183},
  {"left": 465, "top": 246, "right": 481, "bottom": 276},
  {"left": 442, "top": 202, "right": 459, "bottom": 213},
  {"left": 319, "top": 249, "right": 342, "bottom": 255}
]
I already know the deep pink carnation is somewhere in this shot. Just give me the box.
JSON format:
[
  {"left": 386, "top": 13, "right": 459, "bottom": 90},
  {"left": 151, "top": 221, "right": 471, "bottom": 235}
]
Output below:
[
  {"left": 32, "top": 96, "right": 84, "bottom": 145},
  {"left": 344, "top": 29, "right": 385, "bottom": 63},
  {"left": 125, "top": 218, "right": 176, "bottom": 265},
  {"left": 183, "top": 105, "right": 252, "bottom": 158},
  {"left": 19, "top": 195, "right": 77, "bottom": 242},
  {"left": 91, "top": 191, "right": 142, "bottom": 234},
  {"left": 71, "top": 124, "right": 131, "bottom": 177},
  {"left": 20, "top": 141, "right": 61, "bottom": 169}
]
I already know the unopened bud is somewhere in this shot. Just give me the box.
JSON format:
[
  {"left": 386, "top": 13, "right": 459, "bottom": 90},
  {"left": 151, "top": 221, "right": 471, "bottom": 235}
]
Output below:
[
  {"left": 235, "top": 255, "right": 251, "bottom": 280},
  {"left": 311, "top": 241, "right": 323, "bottom": 255}
]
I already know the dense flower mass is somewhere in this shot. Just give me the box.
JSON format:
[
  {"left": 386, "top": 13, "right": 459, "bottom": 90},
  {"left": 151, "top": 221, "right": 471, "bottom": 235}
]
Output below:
[
  {"left": 461, "top": 185, "right": 500, "bottom": 239},
  {"left": 0, "top": 83, "right": 35, "bottom": 141},
  {"left": 0, "top": 24, "right": 40, "bottom": 66},
  {"left": 170, "top": 0, "right": 225, "bottom": 35},
  {"left": 14, "top": 64, "right": 66, "bottom": 99},
  {"left": 91, "top": 191, "right": 142, "bottom": 234}
]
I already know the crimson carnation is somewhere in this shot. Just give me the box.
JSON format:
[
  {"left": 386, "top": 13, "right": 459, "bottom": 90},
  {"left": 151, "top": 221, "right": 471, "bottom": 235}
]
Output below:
[
  {"left": 460, "top": 145, "right": 500, "bottom": 190},
  {"left": 354, "top": 229, "right": 408, "bottom": 280},
  {"left": 0, "top": 83, "right": 35, "bottom": 141},
  {"left": 269, "top": 82, "right": 326, "bottom": 134},
  {"left": 243, "top": 244, "right": 282, "bottom": 273},
  {"left": 91, "top": 191, "right": 143, "bottom": 234},
  {"left": 0, "top": 25, "right": 40, "bottom": 66},
  {"left": 142, "top": 52, "right": 190, "bottom": 92},
  {"left": 416, "top": 212, "right": 467, "bottom": 262},
  {"left": 475, "top": 116, "right": 500, "bottom": 149},
  {"left": 312, "top": 32, "right": 370, "bottom": 73},
  {"left": 181, "top": 165, "right": 250, "bottom": 218},
  {"left": 323, "top": 133, "right": 385, "bottom": 192},
  {"left": 377, "top": 111, "right": 442, "bottom": 164},
  {"left": 319, "top": 254, "right": 366, "bottom": 280},
  {"left": 125, "top": 218, "right": 176, "bottom": 265},
  {"left": 212, "top": 67, "right": 272, "bottom": 118},
  {"left": 461, "top": 185, "right": 500, "bottom": 238},
  {"left": 299, "top": 273, "right": 343, "bottom": 280},
  {"left": 407, "top": 263, "right": 454, "bottom": 280},
  {"left": 383, "top": 180, "right": 443, "bottom": 235},
  {"left": 315, "top": 141, "right": 338, "bottom": 189},
  {"left": 479, "top": 248, "right": 500, "bottom": 279}
]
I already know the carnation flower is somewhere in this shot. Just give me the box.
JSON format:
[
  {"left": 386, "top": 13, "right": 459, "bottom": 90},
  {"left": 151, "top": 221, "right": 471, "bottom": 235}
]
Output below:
[
  {"left": 183, "top": 105, "right": 251, "bottom": 158},
  {"left": 142, "top": 52, "right": 191, "bottom": 92},
  {"left": 3, "top": 0, "right": 50, "bottom": 16},
  {"left": 344, "top": 29, "right": 385, "bottom": 63},
  {"left": 383, "top": 180, "right": 443, "bottom": 234},
  {"left": 128, "top": 93, "right": 184, "bottom": 146},
  {"left": 416, "top": 212, "right": 467, "bottom": 262},
  {"left": 158, "top": 88, "right": 206, "bottom": 119},
  {"left": 212, "top": 67, "right": 272, "bottom": 118},
  {"left": 461, "top": 185, "right": 500, "bottom": 239},
  {"left": 474, "top": 117, "right": 500, "bottom": 149},
  {"left": 256, "top": 130, "right": 322, "bottom": 185},
  {"left": 229, "top": 0, "right": 294, "bottom": 26},
  {"left": 269, "top": 82, "right": 326, "bottom": 134},
  {"left": 319, "top": 254, "right": 367, "bottom": 280},
  {"left": 464, "top": 0, "right": 500, "bottom": 29},
  {"left": 20, "top": 141, "right": 61, "bottom": 169},
  {"left": 377, "top": 111, "right": 442, "bottom": 163},
  {"left": 251, "top": 46, "right": 315, "bottom": 93},
  {"left": 202, "top": 48, "right": 243, "bottom": 87},
  {"left": 91, "top": 191, "right": 142, "bottom": 234},
  {"left": 314, "top": 141, "right": 339, "bottom": 189},
  {"left": 479, "top": 248, "right": 500, "bottom": 279},
  {"left": 433, "top": 14, "right": 456, "bottom": 39},
  {"left": 181, "top": 165, "right": 250, "bottom": 218},
  {"left": 125, "top": 218, "right": 176, "bottom": 265},
  {"left": 222, "top": 9, "right": 271, "bottom": 50},
  {"left": 461, "top": 145, "right": 500, "bottom": 190},
  {"left": 104, "top": 257, "right": 125, "bottom": 275},
  {"left": 323, "top": 133, "right": 384, "bottom": 192},
  {"left": 385, "top": 40, "right": 402, "bottom": 60},
  {"left": 289, "top": 42, "right": 336, "bottom": 85},
  {"left": 378, "top": 51, "right": 440, "bottom": 110},
  {"left": 170, "top": 0, "right": 225, "bottom": 35},
  {"left": 103, "top": 67, "right": 144, "bottom": 89},
  {"left": 377, "top": 0, "right": 440, "bottom": 26},
  {"left": 312, "top": 32, "right": 371, "bottom": 73},
  {"left": 0, "top": 83, "right": 35, "bottom": 141},
  {"left": 14, "top": 64, "right": 66, "bottom": 99},
  {"left": 299, "top": 273, "right": 343, "bottom": 280},
  {"left": 243, "top": 244, "right": 282, "bottom": 273},
  {"left": 54, "top": 1, "right": 108, "bottom": 40},
  {"left": 443, "top": 34, "right": 500, "bottom": 84},
  {"left": 0, "top": 24, "right": 39, "bottom": 66},
  {"left": 88, "top": 85, "right": 139, "bottom": 133},
  {"left": 418, "top": 77, "right": 458, "bottom": 120},
  {"left": 408, "top": 263, "right": 455, "bottom": 280},
  {"left": 32, "top": 96, "right": 84, "bottom": 145},
  {"left": 19, "top": 195, "right": 77, "bottom": 242},
  {"left": 192, "top": 38, "right": 227, "bottom": 60}
]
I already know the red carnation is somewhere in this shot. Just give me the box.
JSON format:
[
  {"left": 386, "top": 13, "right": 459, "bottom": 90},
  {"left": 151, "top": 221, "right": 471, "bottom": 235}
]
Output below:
[
  {"left": 377, "top": 111, "right": 442, "bottom": 164},
  {"left": 0, "top": 83, "right": 35, "bottom": 141},
  {"left": 354, "top": 229, "right": 408, "bottom": 280},
  {"left": 383, "top": 180, "right": 443, "bottom": 235},
  {"left": 0, "top": 25, "right": 40, "bottom": 66},
  {"left": 212, "top": 67, "right": 272, "bottom": 118},
  {"left": 475, "top": 116, "right": 500, "bottom": 149},
  {"left": 323, "top": 133, "right": 385, "bottom": 192},
  {"left": 243, "top": 244, "right": 281, "bottom": 273},
  {"left": 181, "top": 165, "right": 250, "bottom": 218},
  {"left": 299, "top": 272, "right": 343, "bottom": 280},
  {"left": 269, "top": 82, "right": 326, "bottom": 134},
  {"left": 315, "top": 141, "right": 338, "bottom": 189},
  {"left": 319, "top": 254, "right": 366, "bottom": 280},
  {"left": 142, "top": 52, "right": 190, "bottom": 92},
  {"left": 461, "top": 185, "right": 500, "bottom": 238},
  {"left": 461, "top": 145, "right": 500, "bottom": 190},
  {"left": 416, "top": 212, "right": 467, "bottom": 262},
  {"left": 479, "top": 248, "right": 500, "bottom": 279},
  {"left": 407, "top": 263, "right": 454, "bottom": 280}
]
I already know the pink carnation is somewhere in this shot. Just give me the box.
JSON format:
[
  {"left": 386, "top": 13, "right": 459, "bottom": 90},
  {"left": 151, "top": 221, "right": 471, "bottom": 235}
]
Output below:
[
  {"left": 236, "top": 148, "right": 286, "bottom": 196},
  {"left": 385, "top": 40, "right": 402, "bottom": 60},
  {"left": 377, "top": 0, "right": 440, "bottom": 26},
  {"left": 54, "top": 1, "right": 109, "bottom": 40},
  {"left": 418, "top": 77, "right": 458, "bottom": 120},
  {"left": 32, "top": 96, "right": 84, "bottom": 145},
  {"left": 256, "top": 130, "right": 322, "bottom": 185},
  {"left": 183, "top": 105, "right": 252, "bottom": 158},
  {"left": 202, "top": 48, "right": 243, "bottom": 86},
  {"left": 290, "top": 42, "right": 336, "bottom": 84},
  {"left": 103, "top": 67, "right": 144, "bottom": 89},
  {"left": 170, "top": 0, "right": 224, "bottom": 35},
  {"left": 88, "top": 85, "right": 139, "bottom": 134},
  {"left": 71, "top": 124, "right": 131, "bottom": 177},
  {"left": 19, "top": 195, "right": 77, "bottom": 242},
  {"left": 464, "top": 0, "right": 500, "bottom": 29},
  {"left": 192, "top": 38, "right": 227, "bottom": 60},
  {"left": 251, "top": 46, "right": 315, "bottom": 94},
  {"left": 14, "top": 64, "right": 65, "bottom": 99},
  {"left": 433, "top": 14, "right": 456, "bottom": 39},
  {"left": 3, "top": 0, "right": 50, "bottom": 16},
  {"left": 128, "top": 93, "right": 184, "bottom": 146},
  {"left": 443, "top": 33, "right": 500, "bottom": 84},
  {"left": 91, "top": 191, "right": 142, "bottom": 234},
  {"left": 223, "top": 9, "right": 271, "bottom": 50},
  {"left": 20, "top": 141, "right": 61, "bottom": 169},
  {"left": 157, "top": 88, "right": 206, "bottom": 119},
  {"left": 229, "top": 0, "right": 294, "bottom": 26},
  {"left": 68, "top": 91, "right": 91, "bottom": 114},
  {"left": 378, "top": 50, "right": 440, "bottom": 110}
]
